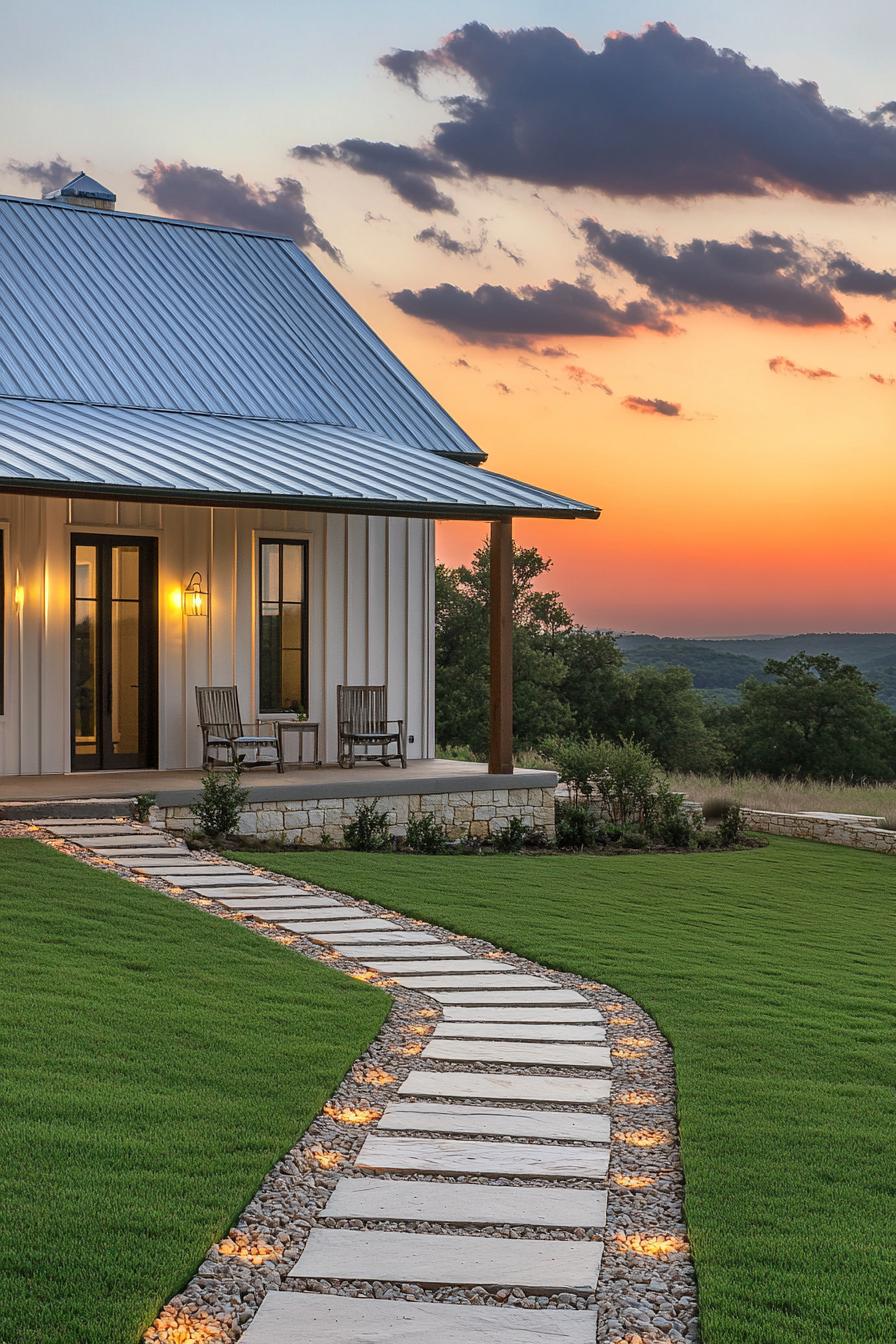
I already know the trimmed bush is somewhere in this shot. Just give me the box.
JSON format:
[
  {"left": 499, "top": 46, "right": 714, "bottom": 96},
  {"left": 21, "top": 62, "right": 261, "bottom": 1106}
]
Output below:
[
  {"left": 192, "top": 767, "right": 249, "bottom": 840},
  {"left": 494, "top": 815, "right": 529, "bottom": 853},
  {"left": 343, "top": 802, "right": 391, "bottom": 852},
  {"left": 555, "top": 800, "right": 600, "bottom": 849},
  {"left": 405, "top": 812, "right": 449, "bottom": 854}
]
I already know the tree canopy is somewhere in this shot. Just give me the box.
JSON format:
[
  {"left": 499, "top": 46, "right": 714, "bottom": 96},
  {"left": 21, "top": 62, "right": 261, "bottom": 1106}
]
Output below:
[{"left": 436, "top": 542, "right": 896, "bottom": 782}]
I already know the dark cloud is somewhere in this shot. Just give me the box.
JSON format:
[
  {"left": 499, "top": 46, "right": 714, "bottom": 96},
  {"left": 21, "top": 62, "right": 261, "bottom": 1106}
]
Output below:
[
  {"left": 364, "top": 211, "right": 391, "bottom": 224},
  {"left": 622, "top": 395, "right": 681, "bottom": 417},
  {"left": 380, "top": 21, "right": 896, "bottom": 201},
  {"left": 291, "top": 139, "right": 459, "bottom": 213},
  {"left": 8, "top": 156, "right": 75, "bottom": 193},
  {"left": 537, "top": 344, "right": 575, "bottom": 358},
  {"left": 416, "top": 225, "right": 484, "bottom": 256},
  {"left": 566, "top": 365, "right": 613, "bottom": 395},
  {"left": 826, "top": 254, "right": 896, "bottom": 297},
  {"left": 581, "top": 220, "right": 849, "bottom": 326},
  {"left": 494, "top": 381, "right": 513, "bottom": 395},
  {"left": 389, "top": 278, "right": 672, "bottom": 347},
  {"left": 452, "top": 356, "right": 480, "bottom": 371},
  {"left": 379, "top": 47, "right": 441, "bottom": 92},
  {"left": 768, "top": 356, "right": 837, "bottom": 379},
  {"left": 870, "top": 372, "right": 896, "bottom": 385},
  {"left": 867, "top": 101, "right": 896, "bottom": 125},
  {"left": 135, "top": 160, "right": 341, "bottom": 261}
]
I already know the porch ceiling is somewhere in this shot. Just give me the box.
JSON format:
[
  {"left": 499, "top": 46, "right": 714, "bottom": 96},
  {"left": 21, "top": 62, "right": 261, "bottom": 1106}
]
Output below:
[{"left": 0, "top": 397, "right": 599, "bottom": 520}]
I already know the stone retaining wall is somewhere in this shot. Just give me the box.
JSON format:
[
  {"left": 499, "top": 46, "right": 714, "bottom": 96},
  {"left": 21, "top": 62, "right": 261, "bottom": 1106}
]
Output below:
[
  {"left": 154, "top": 786, "right": 556, "bottom": 846},
  {"left": 742, "top": 808, "right": 896, "bottom": 855}
]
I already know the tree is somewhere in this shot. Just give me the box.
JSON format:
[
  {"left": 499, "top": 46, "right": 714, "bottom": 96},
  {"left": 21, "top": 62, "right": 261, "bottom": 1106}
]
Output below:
[
  {"left": 435, "top": 540, "right": 575, "bottom": 752},
  {"left": 724, "top": 653, "right": 896, "bottom": 781},
  {"left": 618, "top": 664, "right": 726, "bottom": 771}
]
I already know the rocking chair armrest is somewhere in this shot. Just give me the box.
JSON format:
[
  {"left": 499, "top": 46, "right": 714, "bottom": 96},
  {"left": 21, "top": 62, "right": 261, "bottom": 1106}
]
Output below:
[
  {"left": 243, "top": 720, "right": 279, "bottom": 740},
  {"left": 200, "top": 722, "right": 239, "bottom": 740}
]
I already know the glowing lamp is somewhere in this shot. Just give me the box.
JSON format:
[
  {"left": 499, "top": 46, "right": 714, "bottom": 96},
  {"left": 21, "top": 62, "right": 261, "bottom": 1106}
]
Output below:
[
  {"left": 184, "top": 571, "right": 208, "bottom": 617},
  {"left": 14, "top": 582, "right": 24, "bottom": 613}
]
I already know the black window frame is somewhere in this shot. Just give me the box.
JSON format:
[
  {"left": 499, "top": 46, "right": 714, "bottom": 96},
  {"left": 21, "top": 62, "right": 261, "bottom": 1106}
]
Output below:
[
  {"left": 257, "top": 538, "right": 309, "bottom": 715},
  {"left": 0, "top": 531, "right": 5, "bottom": 717}
]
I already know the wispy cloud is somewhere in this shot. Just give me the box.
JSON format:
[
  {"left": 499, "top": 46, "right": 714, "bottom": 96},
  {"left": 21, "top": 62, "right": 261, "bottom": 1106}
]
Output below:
[
  {"left": 622, "top": 395, "right": 682, "bottom": 417},
  {"left": 768, "top": 356, "right": 837, "bottom": 379},
  {"left": 7, "top": 156, "right": 74, "bottom": 193},
  {"left": 291, "top": 139, "right": 460, "bottom": 213},
  {"left": 566, "top": 365, "right": 613, "bottom": 395}
]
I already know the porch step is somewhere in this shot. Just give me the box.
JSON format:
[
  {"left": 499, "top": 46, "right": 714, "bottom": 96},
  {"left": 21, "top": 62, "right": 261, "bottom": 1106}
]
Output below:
[{"left": 2, "top": 799, "right": 135, "bottom": 822}]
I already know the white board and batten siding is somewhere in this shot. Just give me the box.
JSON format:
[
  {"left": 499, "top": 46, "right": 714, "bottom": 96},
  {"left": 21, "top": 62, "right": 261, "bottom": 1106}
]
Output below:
[{"left": 0, "top": 492, "right": 434, "bottom": 776}]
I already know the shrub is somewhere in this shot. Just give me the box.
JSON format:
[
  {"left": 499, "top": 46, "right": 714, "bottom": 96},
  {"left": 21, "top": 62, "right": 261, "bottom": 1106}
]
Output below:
[
  {"left": 592, "top": 739, "right": 661, "bottom": 828},
  {"left": 695, "top": 828, "right": 721, "bottom": 850},
  {"left": 192, "top": 767, "right": 249, "bottom": 840},
  {"left": 703, "top": 795, "right": 736, "bottom": 821},
  {"left": 540, "top": 735, "right": 606, "bottom": 804},
  {"left": 343, "top": 801, "right": 391, "bottom": 852},
  {"left": 620, "top": 826, "right": 649, "bottom": 849},
  {"left": 717, "top": 802, "right": 747, "bottom": 847},
  {"left": 436, "top": 743, "right": 482, "bottom": 762},
  {"left": 647, "top": 782, "right": 695, "bottom": 848},
  {"left": 494, "top": 815, "right": 529, "bottom": 853},
  {"left": 555, "top": 800, "right": 600, "bottom": 849},
  {"left": 131, "top": 793, "right": 156, "bottom": 823},
  {"left": 406, "top": 812, "right": 449, "bottom": 854}
]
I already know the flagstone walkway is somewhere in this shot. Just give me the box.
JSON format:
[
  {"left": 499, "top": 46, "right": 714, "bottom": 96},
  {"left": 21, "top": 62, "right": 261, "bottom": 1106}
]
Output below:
[{"left": 33, "top": 817, "right": 698, "bottom": 1344}]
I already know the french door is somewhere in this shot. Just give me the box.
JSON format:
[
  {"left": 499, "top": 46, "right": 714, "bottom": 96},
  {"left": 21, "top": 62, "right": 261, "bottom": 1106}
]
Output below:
[{"left": 70, "top": 535, "right": 158, "bottom": 771}]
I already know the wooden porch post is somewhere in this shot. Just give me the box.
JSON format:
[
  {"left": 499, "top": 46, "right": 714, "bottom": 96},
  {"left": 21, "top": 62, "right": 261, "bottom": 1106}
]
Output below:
[{"left": 489, "top": 516, "right": 513, "bottom": 775}]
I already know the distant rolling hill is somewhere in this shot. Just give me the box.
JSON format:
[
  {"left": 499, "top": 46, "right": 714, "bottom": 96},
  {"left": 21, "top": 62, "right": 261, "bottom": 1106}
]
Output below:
[{"left": 614, "top": 633, "right": 896, "bottom": 709}]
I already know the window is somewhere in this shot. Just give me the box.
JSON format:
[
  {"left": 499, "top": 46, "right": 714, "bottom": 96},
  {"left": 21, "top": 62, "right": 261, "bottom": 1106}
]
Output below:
[
  {"left": 0, "top": 534, "right": 4, "bottom": 716},
  {"left": 258, "top": 539, "right": 308, "bottom": 714}
]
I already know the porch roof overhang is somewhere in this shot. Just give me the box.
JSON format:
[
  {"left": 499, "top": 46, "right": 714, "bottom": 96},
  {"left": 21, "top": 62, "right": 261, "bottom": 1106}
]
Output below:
[{"left": 0, "top": 396, "right": 600, "bottom": 521}]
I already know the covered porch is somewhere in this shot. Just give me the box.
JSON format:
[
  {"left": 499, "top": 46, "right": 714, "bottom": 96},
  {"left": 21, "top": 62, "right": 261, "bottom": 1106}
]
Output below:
[{"left": 0, "top": 758, "right": 558, "bottom": 843}]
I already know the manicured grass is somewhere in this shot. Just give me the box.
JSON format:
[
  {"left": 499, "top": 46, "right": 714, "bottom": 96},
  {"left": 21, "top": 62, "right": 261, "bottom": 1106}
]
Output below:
[
  {"left": 0, "top": 840, "right": 388, "bottom": 1344},
  {"left": 242, "top": 840, "right": 896, "bottom": 1344}
]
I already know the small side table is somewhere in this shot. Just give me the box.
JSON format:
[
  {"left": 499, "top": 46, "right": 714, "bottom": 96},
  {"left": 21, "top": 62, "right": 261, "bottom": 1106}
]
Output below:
[{"left": 276, "top": 720, "right": 322, "bottom": 769}]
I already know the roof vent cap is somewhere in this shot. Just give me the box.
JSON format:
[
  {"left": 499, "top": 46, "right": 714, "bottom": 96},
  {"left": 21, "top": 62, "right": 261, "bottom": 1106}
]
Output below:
[{"left": 44, "top": 172, "right": 116, "bottom": 211}]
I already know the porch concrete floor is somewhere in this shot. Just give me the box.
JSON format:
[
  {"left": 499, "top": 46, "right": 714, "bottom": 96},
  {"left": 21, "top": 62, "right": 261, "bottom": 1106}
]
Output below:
[{"left": 0, "top": 759, "right": 556, "bottom": 806}]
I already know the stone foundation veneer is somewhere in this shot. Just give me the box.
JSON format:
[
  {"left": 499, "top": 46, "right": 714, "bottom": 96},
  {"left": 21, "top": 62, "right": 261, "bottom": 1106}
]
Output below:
[
  {"left": 154, "top": 786, "right": 556, "bottom": 846},
  {"left": 741, "top": 807, "right": 896, "bottom": 855}
]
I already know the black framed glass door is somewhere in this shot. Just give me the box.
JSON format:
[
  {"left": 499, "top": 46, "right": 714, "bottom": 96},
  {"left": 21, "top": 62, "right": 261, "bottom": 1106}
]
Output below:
[{"left": 71, "top": 535, "right": 158, "bottom": 771}]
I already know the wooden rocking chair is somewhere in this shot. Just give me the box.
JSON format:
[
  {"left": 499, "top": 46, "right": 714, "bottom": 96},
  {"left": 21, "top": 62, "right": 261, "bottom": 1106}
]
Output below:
[
  {"left": 337, "top": 685, "right": 406, "bottom": 768},
  {"left": 196, "top": 686, "right": 283, "bottom": 771}
]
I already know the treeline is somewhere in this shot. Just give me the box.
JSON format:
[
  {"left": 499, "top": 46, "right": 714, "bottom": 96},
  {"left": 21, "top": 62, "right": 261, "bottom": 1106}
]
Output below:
[{"left": 436, "top": 543, "right": 896, "bottom": 783}]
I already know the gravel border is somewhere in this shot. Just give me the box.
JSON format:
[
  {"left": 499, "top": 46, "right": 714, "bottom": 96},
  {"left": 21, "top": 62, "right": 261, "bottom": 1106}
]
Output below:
[{"left": 6, "top": 821, "right": 700, "bottom": 1344}]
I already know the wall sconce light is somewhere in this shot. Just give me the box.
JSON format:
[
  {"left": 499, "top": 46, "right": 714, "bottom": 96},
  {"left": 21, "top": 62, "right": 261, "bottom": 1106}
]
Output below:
[
  {"left": 14, "top": 571, "right": 24, "bottom": 614},
  {"left": 184, "top": 571, "right": 208, "bottom": 617}
]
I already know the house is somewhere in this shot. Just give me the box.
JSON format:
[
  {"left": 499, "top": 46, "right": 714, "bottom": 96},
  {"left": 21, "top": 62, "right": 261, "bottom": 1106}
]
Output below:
[{"left": 0, "top": 175, "right": 598, "bottom": 839}]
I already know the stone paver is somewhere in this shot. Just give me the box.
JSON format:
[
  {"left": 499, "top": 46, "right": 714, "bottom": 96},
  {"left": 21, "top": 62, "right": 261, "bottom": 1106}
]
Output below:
[
  {"left": 428, "top": 989, "right": 588, "bottom": 1006},
  {"left": 322, "top": 1176, "right": 606, "bottom": 1229},
  {"left": 398, "top": 1070, "right": 611, "bottom": 1105},
  {"left": 292, "top": 919, "right": 401, "bottom": 936},
  {"left": 241, "top": 1291, "right": 597, "bottom": 1342},
  {"left": 356, "top": 1135, "right": 609, "bottom": 1179},
  {"left": 378, "top": 1101, "right": 610, "bottom": 1143},
  {"left": 212, "top": 888, "right": 319, "bottom": 902},
  {"left": 133, "top": 865, "right": 251, "bottom": 876},
  {"left": 80, "top": 834, "right": 170, "bottom": 847},
  {"left": 323, "top": 930, "right": 441, "bottom": 944},
  {"left": 441, "top": 1007, "right": 603, "bottom": 1023},
  {"left": 181, "top": 875, "right": 277, "bottom": 888},
  {"left": 362, "top": 957, "right": 526, "bottom": 976},
  {"left": 267, "top": 905, "right": 394, "bottom": 923},
  {"left": 422, "top": 1040, "right": 612, "bottom": 1069},
  {"left": 336, "top": 943, "right": 472, "bottom": 960},
  {"left": 289, "top": 1228, "right": 603, "bottom": 1293},
  {"left": 394, "top": 974, "right": 554, "bottom": 992},
  {"left": 433, "top": 1022, "right": 606, "bottom": 1043}
]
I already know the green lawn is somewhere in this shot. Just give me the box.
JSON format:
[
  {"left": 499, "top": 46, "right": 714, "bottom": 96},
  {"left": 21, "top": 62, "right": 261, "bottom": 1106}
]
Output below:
[
  {"left": 242, "top": 839, "right": 896, "bottom": 1344},
  {"left": 0, "top": 840, "right": 389, "bottom": 1344}
]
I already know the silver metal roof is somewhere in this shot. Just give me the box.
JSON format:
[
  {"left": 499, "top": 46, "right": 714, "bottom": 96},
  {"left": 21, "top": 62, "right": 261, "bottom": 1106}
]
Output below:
[
  {"left": 0, "top": 194, "right": 484, "bottom": 461},
  {"left": 0, "top": 398, "right": 599, "bottom": 520}
]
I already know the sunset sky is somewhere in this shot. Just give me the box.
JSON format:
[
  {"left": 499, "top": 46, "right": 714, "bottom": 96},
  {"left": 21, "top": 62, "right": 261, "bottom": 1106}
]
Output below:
[{"left": 3, "top": 2, "right": 894, "bottom": 635}]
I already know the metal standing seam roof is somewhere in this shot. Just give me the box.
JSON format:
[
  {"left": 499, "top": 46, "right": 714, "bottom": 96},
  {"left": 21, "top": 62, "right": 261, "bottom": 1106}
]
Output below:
[
  {"left": 0, "top": 192, "right": 600, "bottom": 520},
  {"left": 0, "top": 398, "right": 598, "bottom": 519},
  {"left": 0, "top": 193, "right": 484, "bottom": 459}
]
